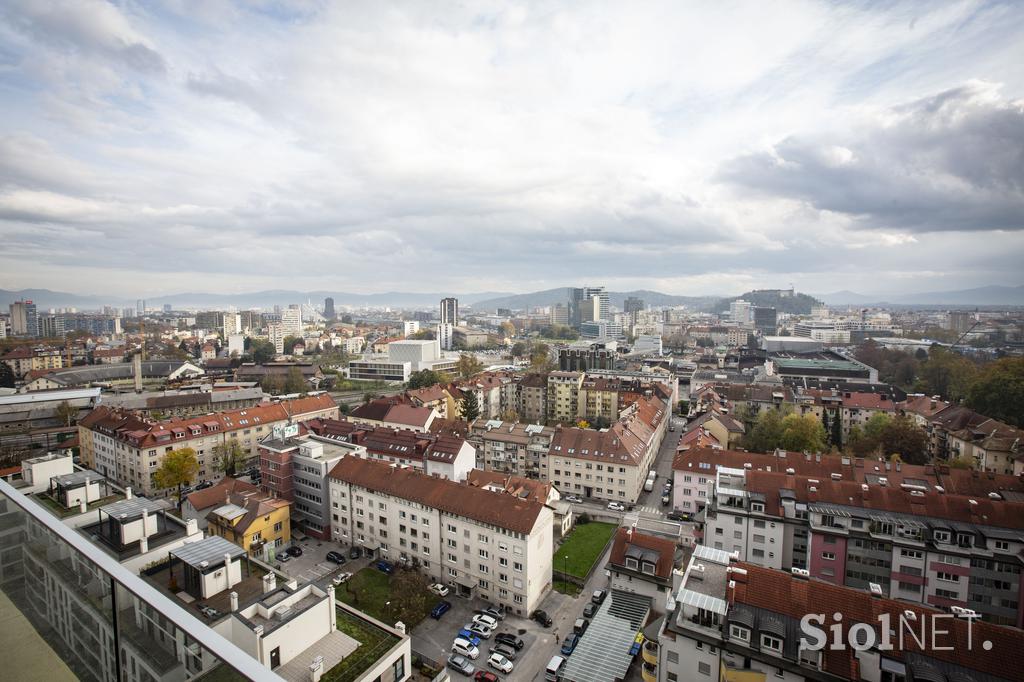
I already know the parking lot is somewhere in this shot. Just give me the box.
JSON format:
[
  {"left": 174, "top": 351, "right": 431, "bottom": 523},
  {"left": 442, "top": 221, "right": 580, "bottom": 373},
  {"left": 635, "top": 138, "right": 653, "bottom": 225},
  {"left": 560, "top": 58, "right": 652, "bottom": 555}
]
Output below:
[
  {"left": 275, "top": 536, "right": 372, "bottom": 586},
  {"left": 414, "top": 541, "right": 615, "bottom": 682}
]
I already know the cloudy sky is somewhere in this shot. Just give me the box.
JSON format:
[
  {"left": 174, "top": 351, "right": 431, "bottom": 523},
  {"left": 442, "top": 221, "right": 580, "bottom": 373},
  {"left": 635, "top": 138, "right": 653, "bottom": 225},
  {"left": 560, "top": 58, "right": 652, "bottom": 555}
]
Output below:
[{"left": 1, "top": 1, "right": 1023, "bottom": 298}]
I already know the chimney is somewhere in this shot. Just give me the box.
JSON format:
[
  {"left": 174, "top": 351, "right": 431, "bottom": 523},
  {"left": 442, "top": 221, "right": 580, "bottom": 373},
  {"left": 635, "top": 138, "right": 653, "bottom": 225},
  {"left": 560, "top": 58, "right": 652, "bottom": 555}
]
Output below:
[
  {"left": 225, "top": 553, "right": 238, "bottom": 588},
  {"left": 79, "top": 500, "right": 87, "bottom": 514},
  {"left": 263, "top": 572, "right": 277, "bottom": 593},
  {"left": 133, "top": 353, "right": 143, "bottom": 393},
  {"left": 185, "top": 518, "right": 199, "bottom": 535},
  {"left": 230, "top": 591, "right": 239, "bottom": 611},
  {"left": 139, "top": 534, "right": 148, "bottom": 553},
  {"left": 125, "top": 486, "right": 133, "bottom": 500}
]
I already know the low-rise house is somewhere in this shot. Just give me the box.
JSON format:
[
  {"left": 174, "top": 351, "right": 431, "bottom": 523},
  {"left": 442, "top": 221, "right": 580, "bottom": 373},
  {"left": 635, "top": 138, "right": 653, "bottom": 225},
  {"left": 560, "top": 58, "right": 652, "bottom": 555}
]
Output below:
[
  {"left": 606, "top": 526, "right": 680, "bottom": 612},
  {"left": 182, "top": 477, "right": 263, "bottom": 530},
  {"left": 206, "top": 493, "right": 291, "bottom": 561}
]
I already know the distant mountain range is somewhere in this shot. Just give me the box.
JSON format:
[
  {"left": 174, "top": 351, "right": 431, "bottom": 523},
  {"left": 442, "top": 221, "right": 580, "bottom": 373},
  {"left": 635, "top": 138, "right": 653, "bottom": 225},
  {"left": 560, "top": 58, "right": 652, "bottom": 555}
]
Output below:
[
  {"left": 0, "top": 289, "right": 512, "bottom": 310},
  {"left": 814, "top": 285, "right": 1024, "bottom": 307},
  {"left": 2, "top": 283, "right": 1021, "bottom": 313},
  {"left": 470, "top": 288, "right": 718, "bottom": 312}
]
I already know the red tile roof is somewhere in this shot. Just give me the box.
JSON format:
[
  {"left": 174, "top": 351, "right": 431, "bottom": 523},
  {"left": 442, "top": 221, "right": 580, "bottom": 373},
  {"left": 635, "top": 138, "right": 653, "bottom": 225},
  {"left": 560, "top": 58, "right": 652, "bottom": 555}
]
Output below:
[
  {"left": 185, "top": 477, "right": 261, "bottom": 511},
  {"left": 731, "top": 562, "right": 1024, "bottom": 679},
  {"left": 608, "top": 527, "right": 675, "bottom": 580},
  {"left": 328, "top": 457, "right": 544, "bottom": 534}
]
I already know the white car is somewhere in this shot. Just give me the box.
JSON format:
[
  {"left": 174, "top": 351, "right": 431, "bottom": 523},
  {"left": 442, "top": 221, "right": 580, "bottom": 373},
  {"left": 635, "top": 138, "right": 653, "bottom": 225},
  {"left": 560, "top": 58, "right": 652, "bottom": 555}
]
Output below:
[
  {"left": 465, "top": 622, "right": 492, "bottom": 639},
  {"left": 564, "top": 494, "right": 583, "bottom": 503},
  {"left": 430, "top": 583, "right": 450, "bottom": 597},
  {"left": 472, "top": 613, "right": 499, "bottom": 630},
  {"left": 332, "top": 572, "right": 352, "bottom": 586},
  {"left": 487, "top": 653, "right": 514, "bottom": 674},
  {"left": 607, "top": 501, "right": 626, "bottom": 512},
  {"left": 452, "top": 638, "right": 480, "bottom": 660}
]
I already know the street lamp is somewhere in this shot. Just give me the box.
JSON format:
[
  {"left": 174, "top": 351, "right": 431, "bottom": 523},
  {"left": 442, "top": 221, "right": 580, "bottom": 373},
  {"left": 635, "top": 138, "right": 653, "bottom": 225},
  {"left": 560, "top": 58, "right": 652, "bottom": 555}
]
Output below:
[{"left": 562, "top": 554, "right": 568, "bottom": 589}]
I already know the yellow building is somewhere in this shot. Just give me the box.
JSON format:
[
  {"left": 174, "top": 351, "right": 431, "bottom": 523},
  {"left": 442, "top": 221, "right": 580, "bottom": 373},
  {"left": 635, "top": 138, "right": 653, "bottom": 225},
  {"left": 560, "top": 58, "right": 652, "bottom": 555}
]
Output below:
[{"left": 206, "top": 494, "right": 292, "bottom": 561}]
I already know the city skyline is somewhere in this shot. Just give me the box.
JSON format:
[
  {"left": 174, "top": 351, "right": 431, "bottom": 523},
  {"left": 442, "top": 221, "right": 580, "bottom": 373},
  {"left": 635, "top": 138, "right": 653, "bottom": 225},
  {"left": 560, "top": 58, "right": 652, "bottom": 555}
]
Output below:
[{"left": 1, "top": 2, "right": 1022, "bottom": 296}]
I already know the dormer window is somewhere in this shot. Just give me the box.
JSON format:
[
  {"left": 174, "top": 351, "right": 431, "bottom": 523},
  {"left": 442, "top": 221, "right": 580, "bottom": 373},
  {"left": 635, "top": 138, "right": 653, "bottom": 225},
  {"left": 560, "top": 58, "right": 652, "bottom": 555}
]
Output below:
[
  {"left": 729, "top": 624, "right": 750, "bottom": 643},
  {"left": 760, "top": 634, "right": 783, "bottom": 653},
  {"left": 957, "top": 533, "right": 973, "bottom": 548},
  {"left": 751, "top": 502, "right": 764, "bottom": 513},
  {"left": 625, "top": 557, "right": 639, "bottom": 570},
  {"left": 933, "top": 530, "right": 950, "bottom": 544},
  {"left": 641, "top": 561, "right": 656, "bottom": 575}
]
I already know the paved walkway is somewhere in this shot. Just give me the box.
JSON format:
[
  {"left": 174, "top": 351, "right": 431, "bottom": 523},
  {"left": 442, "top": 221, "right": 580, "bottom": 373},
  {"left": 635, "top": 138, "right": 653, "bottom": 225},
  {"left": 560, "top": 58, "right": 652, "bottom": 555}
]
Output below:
[{"left": 275, "top": 629, "right": 359, "bottom": 682}]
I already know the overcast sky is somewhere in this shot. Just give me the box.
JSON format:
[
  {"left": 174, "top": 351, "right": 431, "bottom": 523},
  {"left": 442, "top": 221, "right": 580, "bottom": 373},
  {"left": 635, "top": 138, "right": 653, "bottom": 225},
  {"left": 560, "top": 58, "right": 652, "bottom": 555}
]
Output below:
[{"left": 1, "top": 1, "right": 1022, "bottom": 298}]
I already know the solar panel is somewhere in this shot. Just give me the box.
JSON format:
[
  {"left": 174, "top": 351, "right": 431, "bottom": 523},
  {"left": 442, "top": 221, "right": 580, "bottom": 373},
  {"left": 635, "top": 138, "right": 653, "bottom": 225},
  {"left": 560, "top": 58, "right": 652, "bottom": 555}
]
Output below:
[
  {"left": 693, "top": 544, "right": 732, "bottom": 565},
  {"left": 679, "top": 588, "right": 728, "bottom": 615}
]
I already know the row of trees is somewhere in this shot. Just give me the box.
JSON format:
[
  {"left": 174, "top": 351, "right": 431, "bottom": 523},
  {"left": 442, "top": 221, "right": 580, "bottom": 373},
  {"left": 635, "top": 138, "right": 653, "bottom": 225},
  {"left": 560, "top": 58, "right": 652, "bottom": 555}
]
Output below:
[
  {"left": 260, "top": 366, "right": 309, "bottom": 394},
  {"left": 854, "top": 343, "right": 1023, "bottom": 427},
  {"left": 740, "top": 405, "right": 932, "bottom": 464}
]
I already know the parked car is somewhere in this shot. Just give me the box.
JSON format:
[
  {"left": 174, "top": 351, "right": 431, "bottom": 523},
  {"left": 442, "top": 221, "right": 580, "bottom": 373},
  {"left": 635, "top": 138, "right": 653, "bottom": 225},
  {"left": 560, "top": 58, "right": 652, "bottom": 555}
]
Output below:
[
  {"left": 457, "top": 630, "right": 482, "bottom": 647},
  {"left": 285, "top": 545, "right": 303, "bottom": 557},
  {"left": 375, "top": 560, "right": 395, "bottom": 574},
  {"left": 487, "top": 653, "right": 514, "bottom": 674},
  {"left": 661, "top": 495, "right": 670, "bottom": 506},
  {"left": 582, "top": 602, "right": 597, "bottom": 618},
  {"left": 666, "top": 511, "right": 690, "bottom": 522},
  {"left": 466, "top": 622, "right": 492, "bottom": 639},
  {"left": 663, "top": 481, "right": 673, "bottom": 490},
  {"left": 489, "top": 643, "right": 517, "bottom": 661},
  {"left": 592, "top": 589, "right": 607, "bottom": 605},
  {"left": 494, "top": 633, "right": 524, "bottom": 650},
  {"left": 332, "top": 572, "right": 352, "bottom": 586},
  {"left": 532, "top": 609, "right": 553, "bottom": 627},
  {"left": 606, "top": 501, "right": 625, "bottom": 512},
  {"left": 473, "top": 613, "right": 499, "bottom": 630},
  {"left": 480, "top": 605, "right": 505, "bottom": 621},
  {"left": 349, "top": 546, "right": 362, "bottom": 559},
  {"left": 430, "top": 583, "right": 450, "bottom": 597},
  {"left": 447, "top": 654, "right": 475, "bottom": 676},
  {"left": 194, "top": 480, "right": 214, "bottom": 491},
  {"left": 431, "top": 600, "right": 452, "bottom": 619},
  {"left": 474, "top": 671, "right": 498, "bottom": 682},
  {"left": 276, "top": 552, "right": 291, "bottom": 563},
  {"left": 573, "top": 618, "right": 588, "bottom": 635},
  {"left": 564, "top": 494, "right": 583, "bottom": 503},
  {"left": 560, "top": 633, "right": 580, "bottom": 656},
  {"left": 452, "top": 638, "right": 480, "bottom": 660},
  {"left": 326, "top": 551, "right": 346, "bottom": 564}
]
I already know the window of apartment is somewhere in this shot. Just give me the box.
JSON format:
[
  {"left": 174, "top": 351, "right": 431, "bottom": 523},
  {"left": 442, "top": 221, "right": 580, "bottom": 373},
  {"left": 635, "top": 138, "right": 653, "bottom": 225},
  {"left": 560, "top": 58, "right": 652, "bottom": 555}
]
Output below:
[
  {"left": 898, "top": 581, "right": 922, "bottom": 593},
  {"left": 995, "top": 540, "right": 1010, "bottom": 551},
  {"left": 499, "top": 573, "right": 509, "bottom": 583},
  {"left": 752, "top": 548, "right": 765, "bottom": 558},
  {"left": 273, "top": 522, "right": 282, "bottom": 532},
  {"left": 751, "top": 502, "right": 764, "bottom": 513},
  {"left": 447, "top": 553, "right": 457, "bottom": 563},
  {"left": 514, "top": 561, "right": 523, "bottom": 572},
  {"left": 447, "top": 524, "right": 457, "bottom": 534},
  {"left": 933, "top": 530, "right": 951, "bottom": 543},
  {"left": 761, "top": 634, "right": 783, "bottom": 653},
  {"left": 514, "top": 594, "right": 524, "bottom": 604},
  {"left": 478, "top": 534, "right": 489, "bottom": 543},
  {"left": 734, "top": 531, "right": 742, "bottom": 540},
  {"left": 447, "top": 538, "right": 457, "bottom": 548},
  {"left": 729, "top": 624, "right": 750, "bottom": 643},
  {"left": 901, "top": 549, "right": 923, "bottom": 559},
  {"left": 666, "top": 651, "right": 679, "bottom": 663},
  {"left": 822, "top": 552, "right": 835, "bottom": 560},
  {"left": 935, "top": 588, "right": 958, "bottom": 599},
  {"left": 448, "top": 568, "right": 458, "bottom": 577},
  {"left": 753, "top": 520, "right": 766, "bottom": 529},
  {"left": 697, "top": 663, "right": 711, "bottom": 677},
  {"left": 936, "top": 571, "right": 959, "bottom": 583},
  {"left": 479, "top": 564, "right": 489, "bottom": 574},
  {"left": 479, "top": 549, "right": 489, "bottom": 559},
  {"left": 753, "top": 534, "right": 765, "bottom": 544}
]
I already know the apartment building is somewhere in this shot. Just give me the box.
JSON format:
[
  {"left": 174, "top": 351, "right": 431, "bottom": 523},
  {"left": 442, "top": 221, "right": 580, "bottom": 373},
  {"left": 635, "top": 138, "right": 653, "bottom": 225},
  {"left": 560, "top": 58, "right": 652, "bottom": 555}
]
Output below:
[
  {"left": 606, "top": 527, "right": 679, "bottom": 612},
  {"left": 547, "top": 371, "right": 583, "bottom": 423},
  {"left": 307, "top": 418, "right": 476, "bottom": 482},
  {"left": 258, "top": 430, "right": 362, "bottom": 540},
  {"left": 653, "top": 545, "right": 1023, "bottom": 682},
  {"left": 1, "top": 344, "right": 66, "bottom": 377},
  {"left": 468, "top": 420, "right": 557, "bottom": 479},
  {"left": 702, "top": 466, "right": 1024, "bottom": 627},
  {"left": 350, "top": 398, "right": 437, "bottom": 432},
  {"left": 548, "top": 394, "right": 668, "bottom": 503},
  {"left": 77, "top": 393, "right": 338, "bottom": 496},
  {"left": 514, "top": 373, "right": 548, "bottom": 422},
  {"left": 328, "top": 457, "right": 553, "bottom": 615}
]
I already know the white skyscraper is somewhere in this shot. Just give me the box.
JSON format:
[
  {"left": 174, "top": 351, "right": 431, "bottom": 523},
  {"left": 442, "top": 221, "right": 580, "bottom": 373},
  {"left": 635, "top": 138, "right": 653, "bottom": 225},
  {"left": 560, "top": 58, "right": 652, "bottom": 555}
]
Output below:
[{"left": 281, "top": 306, "right": 302, "bottom": 337}]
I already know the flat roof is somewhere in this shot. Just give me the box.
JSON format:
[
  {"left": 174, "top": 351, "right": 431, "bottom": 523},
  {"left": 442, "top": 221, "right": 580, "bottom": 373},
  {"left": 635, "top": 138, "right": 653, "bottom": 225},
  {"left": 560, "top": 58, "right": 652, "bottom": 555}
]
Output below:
[
  {"left": 101, "top": 497, "right": 169, "bottom": 520},
  {"left": 561, "top": 590, "right": 652, "bottom": 682},
  {"left": 171, "top": 535, "right": 246, "bottom": 569},
  {"left": 51, "top": 469, "right": 103, "bottom": 487}
]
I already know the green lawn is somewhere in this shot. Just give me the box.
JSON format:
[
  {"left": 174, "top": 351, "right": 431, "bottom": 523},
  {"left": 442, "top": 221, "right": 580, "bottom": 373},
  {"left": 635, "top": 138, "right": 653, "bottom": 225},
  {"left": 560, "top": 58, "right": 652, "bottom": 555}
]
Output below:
[
  {"left": 335, "top": 567, "right": 434, "bottom": 627},
  {"left": 553, "top": 579, "right": 582, "bottom": 596},
  {"left": 322, "top": 609, "right": 401, "bottom": 682},
  {"left": 554, "top": 521, "right": 618, "bottom": 578}
]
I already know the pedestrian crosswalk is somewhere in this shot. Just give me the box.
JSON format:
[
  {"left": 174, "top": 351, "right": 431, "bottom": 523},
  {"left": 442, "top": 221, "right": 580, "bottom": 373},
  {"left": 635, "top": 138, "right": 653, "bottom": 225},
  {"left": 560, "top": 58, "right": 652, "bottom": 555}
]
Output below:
[{"left": 637, "top": 506, "right": 664, "bottom": 516}]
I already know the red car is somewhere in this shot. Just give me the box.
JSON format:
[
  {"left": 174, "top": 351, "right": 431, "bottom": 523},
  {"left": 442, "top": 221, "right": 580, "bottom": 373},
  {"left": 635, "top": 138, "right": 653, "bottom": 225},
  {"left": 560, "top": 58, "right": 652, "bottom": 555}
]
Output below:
[{"left": 474, "top": 671, "right": 498, "bottom": 682}]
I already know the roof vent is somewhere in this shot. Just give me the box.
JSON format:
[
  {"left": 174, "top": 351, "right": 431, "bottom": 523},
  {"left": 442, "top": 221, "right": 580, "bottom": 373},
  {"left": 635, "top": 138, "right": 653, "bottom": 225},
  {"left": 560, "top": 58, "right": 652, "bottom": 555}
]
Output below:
[
  {"left": 935, "top": 486, "right": 945, "bottom": 494},
  {"left": 786, "top": 467, "right": 795, "bottom": 475},
  {"left": 830, "top": 473, "right": 841, "bottom": 481},
  {"left": 988, "top": 492, "right": 1002, "bottom": 500},
  {"left": 869, "top": 583, "right": 883, "bottom": 597}
]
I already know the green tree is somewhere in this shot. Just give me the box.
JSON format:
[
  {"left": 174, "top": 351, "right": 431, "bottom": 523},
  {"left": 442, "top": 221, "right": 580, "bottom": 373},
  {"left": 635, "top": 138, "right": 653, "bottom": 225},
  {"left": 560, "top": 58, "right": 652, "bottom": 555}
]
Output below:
[
  {"left": 154, "top": 447, "right": 200, "bottom": 507},
  {"left": 212, "top": 441, "right": 247, "bottom": 477},
  {"left": 408, "top": 369, "right": 445, "bottom": 389},
  {"left": 283, "top": 336, "right": 301, "bottom": 354},
  {"left": 249, "top": 339, "right": 277, "bottom": 363},
  {"left": 778, "top": 413, "right": 827, "bottom": 452},
  {"left": 916, "top": 347, "right": 978, "bottom": 402},
  {"left": 878, "top": 415, "right": 930, "bottom": 465},
  {"left": 284, "top": 366, "right": 307, "bottom": 393},
  {"left": 55, "top": 400, "right": 78, "bottom": 427},
  {"left": 743, "top": 407, "right": 789, "bottom": 452},
  {"left": 409, "top": 329, "right": 436, "bottom": 340},
  {"left": 459, "top": 391, "right": 481, "bottom": 422},
  {"left": 261, "top": 374, "right": 286, "bottom": 394},
  {"left": 455, "top": 353, "right": 484, "bottom": 379},
  {"left": 389, "top": 569, "right": 433, "bottom": 625},
  {"left": 499, "top": 321, "right": 516, "bottom": 338},
  {"left": 510, "top": 342, "right": 527, "bottom": 358},
  {"left": 966, "top": 357, "right": 1024, "bottom": 427},
  {"left": 530, "top": 344, "right": 554, "bottom": 373}
]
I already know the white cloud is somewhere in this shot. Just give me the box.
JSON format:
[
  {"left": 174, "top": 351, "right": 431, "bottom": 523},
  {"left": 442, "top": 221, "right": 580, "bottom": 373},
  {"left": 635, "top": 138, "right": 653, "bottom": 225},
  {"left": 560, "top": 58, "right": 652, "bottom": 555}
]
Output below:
[{"left": 0, "top": 1, "right": 1021, "bottom": 298}]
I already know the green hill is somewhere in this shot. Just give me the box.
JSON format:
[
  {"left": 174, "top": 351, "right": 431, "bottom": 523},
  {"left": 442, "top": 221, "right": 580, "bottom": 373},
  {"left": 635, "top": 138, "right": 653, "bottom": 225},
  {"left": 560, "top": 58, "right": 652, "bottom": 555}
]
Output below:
[{"left": 715, "top": 289, "right": 822, "bottom": 315}]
